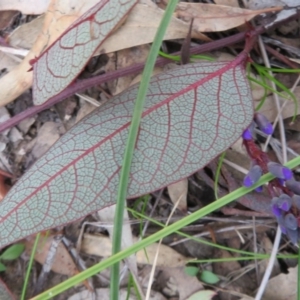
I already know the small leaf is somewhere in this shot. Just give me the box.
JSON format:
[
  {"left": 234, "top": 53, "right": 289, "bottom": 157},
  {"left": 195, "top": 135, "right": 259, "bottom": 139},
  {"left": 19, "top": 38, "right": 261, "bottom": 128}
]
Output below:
[
  {"left": 0, "top": 244, "right": 25, "bottom": 261},
  {"left": 32, "top": 0, "right": 138, "bottom": 105},
  {"left": 200, "top": 270, "right": 220, "bottom": 284},
  {"left": 187, "top": 290, "right": 217, "bottom": 300},
  {"left": 184, "top": 266, "right": 199, "bottom": 277},
  {"left": 0, "top": 262, "right": 6, "bottom": 272}
]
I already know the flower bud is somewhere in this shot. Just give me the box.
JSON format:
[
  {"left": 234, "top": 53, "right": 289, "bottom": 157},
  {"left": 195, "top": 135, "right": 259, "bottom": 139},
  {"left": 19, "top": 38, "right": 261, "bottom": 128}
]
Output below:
[
  {"left": 254, "top": 113, "right": 273, "bottom": 135},
  {"left": 292, "top": 194, "right": 300, "bottom": 210},
  {"left": 287, "top": 228, "right": 298, "bottom": 244},
  {"left": 242, "top": 128, "right": 252, "bottom": 140},
  {"left": 267, "top": 162, "right": 292, "bottom": 180},
  {"left": 284, "top": 213, "right": 298, "bottom": 230},
  {"left": 243, "top": 165, "right": 262, "bottom": 187},
  {"left": 255, "top": 186, "right": 263, "bottom": 192},
  {"left": 271, "top": 197, "right": 281, "bottom": 217},
  {"left": 286, "top": 179, "right": 300, "bottom": 195},
  {"left": 277, "top": 194, "right": 292, "bottom": 211}
]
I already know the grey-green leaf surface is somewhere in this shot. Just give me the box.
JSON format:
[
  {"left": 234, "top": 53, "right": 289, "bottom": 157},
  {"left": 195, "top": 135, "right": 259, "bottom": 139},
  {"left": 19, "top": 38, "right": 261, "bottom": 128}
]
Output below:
[{"left": 0, "top": 60, "right": 253, "bottom": 249}]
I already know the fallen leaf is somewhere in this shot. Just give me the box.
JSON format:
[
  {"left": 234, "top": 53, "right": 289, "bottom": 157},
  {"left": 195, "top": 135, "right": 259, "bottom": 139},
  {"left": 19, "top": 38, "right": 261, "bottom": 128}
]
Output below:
[
  {"left": 0, "top": 10, "right": 18, "bottom": 31},
  {"left": 262, "top": 266, "right": 297, "bottom": 300},
  {"left": 167, "top": 179, "right": 188, "bottom": 212},
  {"left": 214, "top": 0, "right": 239, "bottom": 7},
  {"left": 81, "top": 233, "right": 190, "bottom": 267},
  {"left": 25, "top": 235, "right": 77, "bottom": 276},
  {"left": 175, "top": 3, "right": 282, "bottom": 32},
  {"left": 31, "top": 122, "right": 65, "bottom": 160},
  {"left": 7, "top": 16, "right": 44, "bottom": 50},
  {"left": 157, "top": 266, "right": 204, "bottom": 300},
  {"left": 0, "top": 0, "right": 49, "bottom": 15},
  {"left": 68, "top": 288, "right": 166, "bottom": 300}
]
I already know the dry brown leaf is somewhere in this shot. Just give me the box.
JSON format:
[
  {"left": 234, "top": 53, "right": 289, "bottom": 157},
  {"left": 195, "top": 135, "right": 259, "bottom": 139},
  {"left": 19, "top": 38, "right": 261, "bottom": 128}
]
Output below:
[
  {"left": 25, "top": 235, "right": 77, "bottom": 276},
  {"left": 81, "top": 233, "right": 190, "bottom": 267},
  {"left": 167, "top": 179, "right": 188, "bottom": 212},
  {"left": 0, "top": 0, "right": 50, "bottom": 15},
  {"left": 157, "top": 266, "right": 204, "bottom": 300},
  {"left": 175, "top": 3, "right": 282, "bottom": 32},
  {"left": 68, "top": 288, "right": 166, "bottom": 300},
  {"left": 7, "top": 16, "right": 44, "bottom": 50},
  {"left": 262, "top": 266, "right": 297, "bottom": 300},
  {"left": 95, "top": 3, "right": 209, "bottom": 56},
  {"left": 0, "top": 10, "right": 18, "bottom": 30},
  {"left": 214, "top": 0, "right": 240, "bottom": 7},
  {"left": 1, "top": 1, "right": 209, "bottom": 108}
]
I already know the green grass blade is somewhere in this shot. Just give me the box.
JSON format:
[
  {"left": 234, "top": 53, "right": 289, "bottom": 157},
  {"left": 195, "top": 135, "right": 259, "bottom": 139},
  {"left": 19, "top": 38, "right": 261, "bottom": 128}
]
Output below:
[
  {"left": 21, "top": 233, "right": 40, "bottom": 300},
  {"left": 110, "top": 1, "right": 179, "bottom": 299},
  {"left": 32, "top": 156, "right": 300, "bottom": 299}
]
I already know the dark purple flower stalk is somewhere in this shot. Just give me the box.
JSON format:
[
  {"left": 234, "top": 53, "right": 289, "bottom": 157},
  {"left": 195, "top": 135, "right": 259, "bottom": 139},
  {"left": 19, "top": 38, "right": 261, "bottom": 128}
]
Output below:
[{"left": 242, "top": 113, "right": 300, "bottom": 244}]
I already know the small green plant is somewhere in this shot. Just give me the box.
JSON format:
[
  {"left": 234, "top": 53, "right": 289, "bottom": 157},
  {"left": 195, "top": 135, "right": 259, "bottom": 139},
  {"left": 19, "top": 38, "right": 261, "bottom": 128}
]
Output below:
[
  {"left": 0, "top": 243, "right": 25, "bottom": 272},
  {"left": 185, "top": 265, "right": 220, "bottom": 284}
]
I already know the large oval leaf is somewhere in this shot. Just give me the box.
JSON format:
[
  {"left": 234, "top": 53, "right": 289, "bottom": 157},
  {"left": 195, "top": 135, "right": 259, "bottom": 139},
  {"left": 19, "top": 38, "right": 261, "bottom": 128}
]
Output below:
[{"left": 0, "top": 61, "right": 253, "bottom": 249}]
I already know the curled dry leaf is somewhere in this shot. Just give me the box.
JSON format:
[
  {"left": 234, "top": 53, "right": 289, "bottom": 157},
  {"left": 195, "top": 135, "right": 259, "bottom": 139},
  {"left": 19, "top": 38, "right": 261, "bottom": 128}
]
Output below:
[{"left": 175, "top": 3, "right": 282, "bottom": 32}]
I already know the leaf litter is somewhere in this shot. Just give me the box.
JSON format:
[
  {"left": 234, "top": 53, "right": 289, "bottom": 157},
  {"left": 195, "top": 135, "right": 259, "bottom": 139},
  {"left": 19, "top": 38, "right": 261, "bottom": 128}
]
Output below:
[{"left": 0, "top": 0, "right": 295, "bottom": 299}]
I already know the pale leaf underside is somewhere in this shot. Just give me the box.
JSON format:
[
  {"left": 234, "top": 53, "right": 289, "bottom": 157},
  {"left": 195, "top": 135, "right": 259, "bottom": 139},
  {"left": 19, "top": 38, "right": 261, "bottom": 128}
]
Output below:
[
  {"left": 0, "top": 61, "right": 253, "bottom": 248},
  {"left": 32, "top": 0, "right": 138, "bottom": 105}
]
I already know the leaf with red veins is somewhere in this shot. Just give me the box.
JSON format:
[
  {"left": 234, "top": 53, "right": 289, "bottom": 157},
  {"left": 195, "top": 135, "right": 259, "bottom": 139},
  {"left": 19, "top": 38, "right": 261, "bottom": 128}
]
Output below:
[
  {"left": 0, "top": 60, "right": 253, "bottom": 249},
  {"left": 31, "top": 0, "right": 138, "bottom": 105}
]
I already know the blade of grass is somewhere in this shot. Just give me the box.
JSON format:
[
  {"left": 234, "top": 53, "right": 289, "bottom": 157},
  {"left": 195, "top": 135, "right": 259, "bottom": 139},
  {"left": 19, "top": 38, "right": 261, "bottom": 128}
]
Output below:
[
  {"left": 110, "top": 1, "right": 179, "bottom": 298},
  {"left": 32, "top": 155, "right": 300, "bottom": 300},
  {"left": 21, "top": 233, "right": 40, "bottom": 300}
]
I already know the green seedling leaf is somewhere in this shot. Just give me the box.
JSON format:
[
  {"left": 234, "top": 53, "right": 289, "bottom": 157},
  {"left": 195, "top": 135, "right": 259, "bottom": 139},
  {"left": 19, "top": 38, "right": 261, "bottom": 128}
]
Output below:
[
  {"left": 0, "top": 262, "right": 6, "bottom": 272},
  {"left": 31, "top": 0, "right": 138, "bottom": 105},
  {"left": 200, "top": 270, "right": 220, "bottom": 284},
  {"left": 187, "top": 290, "right": 217, "bottom": 300},
  {"left": 0, "top": 58, "right": 253, "bottom": 249},
  {"left": 0, "top": 244, "right": 25, "bottom": 261},
  {"left": 185, "top": 265, "right": 199, "bottom": 277}
]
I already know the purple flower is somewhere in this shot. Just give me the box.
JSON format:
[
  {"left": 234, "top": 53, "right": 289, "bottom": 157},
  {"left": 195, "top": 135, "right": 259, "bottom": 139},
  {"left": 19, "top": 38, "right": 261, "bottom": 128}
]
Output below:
[
  {"left": 243, "top": 165, "right": 262, "bottom": 187},
  {"left": 255, "top": 186, "right": 263, "bottom": 192},
  {"left": 267, "top": 162, "right": 292, "bottom": 180},
  {"left": 242, "top": 128, "right": 252, "bottom": 140},
  {"left": 271, "top": 197, "right": 282, "bottom": 217},
  {"left": 277, "top": 194, "right": 292, "bottom": 211},
  {"left": 254, "top": 113, "right": 273, "bottom": 135}
]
